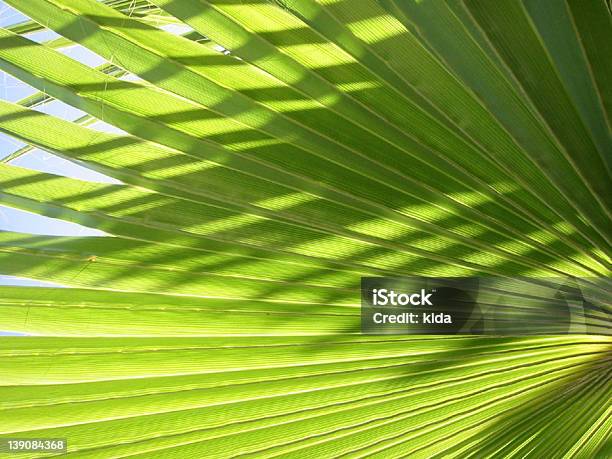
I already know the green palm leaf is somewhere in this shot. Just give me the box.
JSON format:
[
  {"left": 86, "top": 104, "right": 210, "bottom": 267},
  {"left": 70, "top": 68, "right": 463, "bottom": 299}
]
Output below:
[{"left": 0, "top": 0, "right": 610, "bottom": 457}]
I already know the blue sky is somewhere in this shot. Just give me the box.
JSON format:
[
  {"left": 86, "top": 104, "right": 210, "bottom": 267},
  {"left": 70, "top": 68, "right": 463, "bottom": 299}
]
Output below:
[
  {"left": 0, "top": 1, "right": 118, "bottom": 333},
  {"left": 0, "top": 1, "right": 114, "bottom": 259},
  {"left": 0, "top": 2, "right": 198, "bottom": 334}
]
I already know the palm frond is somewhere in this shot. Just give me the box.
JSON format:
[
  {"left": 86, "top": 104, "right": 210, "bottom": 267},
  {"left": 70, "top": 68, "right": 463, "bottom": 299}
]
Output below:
[{"left": 0, "top": 0, "right": 610, "bottom": 457}]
